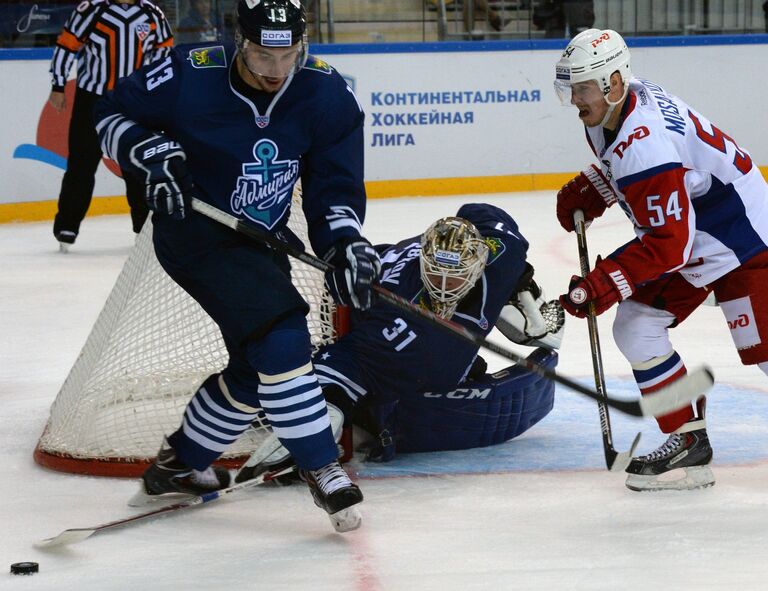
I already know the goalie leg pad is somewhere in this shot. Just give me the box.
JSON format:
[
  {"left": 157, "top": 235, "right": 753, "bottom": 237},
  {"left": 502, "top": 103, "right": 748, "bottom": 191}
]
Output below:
[{"left": 374, "top": 348, "right": 557, "bottom": 455}]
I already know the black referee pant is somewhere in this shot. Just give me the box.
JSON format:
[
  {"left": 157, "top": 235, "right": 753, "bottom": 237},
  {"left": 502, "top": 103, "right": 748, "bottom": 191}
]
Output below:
[{"left": 53, "top": 86, "right": 148, "bottom": 239}]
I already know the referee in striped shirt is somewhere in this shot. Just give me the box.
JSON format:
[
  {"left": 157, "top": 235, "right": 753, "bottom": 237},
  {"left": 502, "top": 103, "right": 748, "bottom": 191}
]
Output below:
[{"left": 49, "top": 0, "right": 174, "bottom": 250}]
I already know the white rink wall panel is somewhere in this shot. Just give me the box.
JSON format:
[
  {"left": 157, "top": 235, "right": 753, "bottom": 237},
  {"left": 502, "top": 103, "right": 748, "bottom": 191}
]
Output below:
[{"left": 0, "top": 39, "right": 766, "bottom": 206}]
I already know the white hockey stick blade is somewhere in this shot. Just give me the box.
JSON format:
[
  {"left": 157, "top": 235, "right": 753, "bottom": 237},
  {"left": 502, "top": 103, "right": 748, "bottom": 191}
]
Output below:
[
  {"left": 638, "top": 366, "right": 714, "bottom": 417},
  {"left": 235, "top": 404, "right": 346, "bottom": 482},
  {"left": 35, "top": 466, "right": 296, "bottom": 549},
  {"left": 235, "top": 430, "right": 285, "bottom": 479},
  {"left": 607, "top": 431, "right": 641, "bottom": 473},
  {"left": 36, "top": 528, "right": 96, "bottom": 548}
]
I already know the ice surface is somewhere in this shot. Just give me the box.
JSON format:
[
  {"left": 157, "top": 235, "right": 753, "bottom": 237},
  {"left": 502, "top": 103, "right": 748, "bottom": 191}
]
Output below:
[{"left": 1, "top": 193, "right": 767, "bottom": 590}]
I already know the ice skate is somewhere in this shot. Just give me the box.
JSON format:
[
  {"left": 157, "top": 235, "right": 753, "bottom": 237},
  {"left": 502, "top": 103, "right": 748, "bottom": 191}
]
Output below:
[
  {"left": 56, "top": 230, "right": 77, "bottom": 253},
  {"left": 301, "top": 461, "right": 363, "bottom": 533},
  {"left": 625, "top": 427, "right": 714, "bottom": 492},
  {"left": 128, "top": 438, "right": 231, "bottom": 506}
]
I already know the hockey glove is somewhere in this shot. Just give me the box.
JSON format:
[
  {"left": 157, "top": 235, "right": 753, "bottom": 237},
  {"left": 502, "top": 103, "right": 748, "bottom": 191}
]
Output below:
[
  {"left": 556, "top": 165, "right": 617, "bottom": 232},
  {"left": 560, "top": 256, "right": 634, "bottom": 318},
  {"left": 128, "top": 134, "right": 194, "bottom": 220},
  {"left": 323, "top": 238, "right": 382, "bottom": 311},
  {"left": 497, "top": 273, "right": 566, "bottom": 350}
]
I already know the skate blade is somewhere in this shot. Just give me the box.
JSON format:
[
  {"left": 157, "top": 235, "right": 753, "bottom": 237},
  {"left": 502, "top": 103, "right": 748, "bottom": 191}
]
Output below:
[
  {"left": 127, "top": 486, "right": 195, "bottom": 507},
  {"left": 328, "top": 506, "right": 362, "bottom": 533},
  {"left": 58, "top": 242, "right": 70, "bottom": 253},
  {"left": 625, "top": 465, "right": 715, "bottom": 492}
]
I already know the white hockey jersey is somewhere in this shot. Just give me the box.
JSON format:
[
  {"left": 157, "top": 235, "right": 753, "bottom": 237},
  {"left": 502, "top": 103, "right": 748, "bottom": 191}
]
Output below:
[{"left": 585, "top": 78, "right": 768, "bottom": 288}]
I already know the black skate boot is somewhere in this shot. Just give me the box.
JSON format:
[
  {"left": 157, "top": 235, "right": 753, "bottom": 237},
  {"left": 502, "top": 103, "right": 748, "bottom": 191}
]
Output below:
[
  {"left": 625, "top": 426, "right": 714, "bottom": 492},
  {"left": 128, "top": 439, "right": 232, "bottom": 506},
  {"left": 300, "top": 461, "right": 363, "bottom": 532}
]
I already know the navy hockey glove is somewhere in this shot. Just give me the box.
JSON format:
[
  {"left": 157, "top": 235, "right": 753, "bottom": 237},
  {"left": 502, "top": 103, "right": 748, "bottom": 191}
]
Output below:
[
  {"left": 128, "top": 134, "right": 194, "bottom": 220},
  {"left": 323, "top": 238, "right": 381, "bottom": 311}
]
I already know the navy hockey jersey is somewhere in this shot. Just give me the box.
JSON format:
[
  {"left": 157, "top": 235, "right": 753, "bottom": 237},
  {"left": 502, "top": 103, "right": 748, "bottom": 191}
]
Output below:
[
  {"left": 95, "top": 43, "right": 366, "bottom": 257},
  {"left": 315, "top": 203, "right": 530, "bottom": 402}
]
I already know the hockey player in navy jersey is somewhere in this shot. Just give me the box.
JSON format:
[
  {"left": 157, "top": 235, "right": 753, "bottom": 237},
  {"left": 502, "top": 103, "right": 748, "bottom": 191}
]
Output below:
[
  {"left": 554, "top": 29, "right": 768, "bottom": 491},
  {"left": 94, "top": 0, "right": 379, "bottom": 532},
  {"left": 240, "top": 203, "right": 564, "bottom": 472}
]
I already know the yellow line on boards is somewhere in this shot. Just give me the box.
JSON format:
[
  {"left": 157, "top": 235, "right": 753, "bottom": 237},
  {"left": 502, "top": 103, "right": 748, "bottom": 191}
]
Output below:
[
  {"left": 2, "top": 167, "right": 767, "bottom": 223},
  {"left": 0, "top": 196, "right": 130, "bottom": 224},
  {"left": 365, "top": 173, "right": 575, "bottom": 198}
]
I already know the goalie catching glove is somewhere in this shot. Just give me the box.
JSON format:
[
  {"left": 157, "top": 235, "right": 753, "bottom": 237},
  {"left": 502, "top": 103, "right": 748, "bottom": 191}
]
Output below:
[
  {"left": 323, "top": 237, "right": 381, "bottom": 311},
  {"left": 556, "top": 164, "right": 617, "bottom": 232},
  {"left": 496, "top": 263, "right": 565, "bottom": 350},
  {"left": 128, "top": 134, "right": 194, "bottom": 220}
]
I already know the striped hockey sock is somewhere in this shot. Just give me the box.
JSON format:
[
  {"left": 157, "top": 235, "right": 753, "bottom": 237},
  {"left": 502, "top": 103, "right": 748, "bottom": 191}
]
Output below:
[{"left": 632, "top": 351, "right": 701, "bottom": 433}]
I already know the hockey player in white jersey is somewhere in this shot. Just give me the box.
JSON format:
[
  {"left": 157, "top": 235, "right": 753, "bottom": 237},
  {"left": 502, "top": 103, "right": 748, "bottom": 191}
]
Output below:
[{"left": 554, "top": 29, "right": 768, "bottom": 491}]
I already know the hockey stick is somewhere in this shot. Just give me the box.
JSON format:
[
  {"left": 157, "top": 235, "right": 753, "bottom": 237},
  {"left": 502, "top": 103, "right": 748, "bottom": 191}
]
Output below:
[
  {"left": 35, "top": 465, "right": 297, "bottom": 549},
  {"left": 190, "top": 198, "right": 714, "bottom": 418},
  {"left": 574, "top": 210, "right": 640, "bottom": 472}
]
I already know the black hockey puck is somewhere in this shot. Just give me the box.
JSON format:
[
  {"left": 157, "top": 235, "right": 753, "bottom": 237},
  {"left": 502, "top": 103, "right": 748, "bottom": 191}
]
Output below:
[{"left": 10, "top": 562, "right": 38, "bottom": 575}]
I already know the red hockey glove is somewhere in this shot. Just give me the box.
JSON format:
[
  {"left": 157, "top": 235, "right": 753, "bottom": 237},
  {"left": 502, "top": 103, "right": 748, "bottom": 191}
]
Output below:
[
  {"left": 556, "top": 165, "right": 617, "bottom": 232},
  {"left": 560, "top": 257, "right": 635, "bottom": 318}
]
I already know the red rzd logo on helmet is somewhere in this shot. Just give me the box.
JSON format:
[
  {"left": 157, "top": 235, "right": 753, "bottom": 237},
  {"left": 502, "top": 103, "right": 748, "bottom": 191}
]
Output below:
[{"left": 590, "top": 32, "right": 611, "bottom": 48}]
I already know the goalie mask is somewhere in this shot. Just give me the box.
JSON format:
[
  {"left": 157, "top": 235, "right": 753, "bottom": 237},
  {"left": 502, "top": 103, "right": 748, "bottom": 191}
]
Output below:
[
  {"left": 236, "top": 0, "right": 308, "bottom": 80},
  {"left": 420, "top": 217, "right": 489, "bottom": 318}
]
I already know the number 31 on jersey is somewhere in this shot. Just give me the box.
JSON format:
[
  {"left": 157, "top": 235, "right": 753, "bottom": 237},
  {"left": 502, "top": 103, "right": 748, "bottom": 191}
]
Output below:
[{"left": 382, "top": 318, "right": 417, "bottom": 351}]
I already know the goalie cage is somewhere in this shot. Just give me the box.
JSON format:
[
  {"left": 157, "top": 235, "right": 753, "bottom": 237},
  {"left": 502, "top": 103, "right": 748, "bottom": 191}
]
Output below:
[{"left": 35, "top": 185, "right": 348, "bottom": 477}]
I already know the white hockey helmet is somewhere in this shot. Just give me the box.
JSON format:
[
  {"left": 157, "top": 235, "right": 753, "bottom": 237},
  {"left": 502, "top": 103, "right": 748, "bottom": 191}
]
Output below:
[
  {"left": 420, "top": 216, "right": 489, "bottom": 319},
  {"left": 554, "top": 28, "right": 632, "bottom": 105}
]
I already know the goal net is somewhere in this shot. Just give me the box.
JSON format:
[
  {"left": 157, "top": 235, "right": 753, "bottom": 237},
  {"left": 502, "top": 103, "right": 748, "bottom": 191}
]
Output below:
[{"left": 35, "top": 186, "right": 343, "bottom": 477}]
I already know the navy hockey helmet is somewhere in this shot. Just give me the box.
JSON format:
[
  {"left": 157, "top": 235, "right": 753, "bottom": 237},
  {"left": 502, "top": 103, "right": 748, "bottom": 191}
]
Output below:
[
  {"left": 237, "top": 0, "right": 307, "bottom": 47},
  {"left": 235, "top": 0, "right": 308, "bottom": 79}
]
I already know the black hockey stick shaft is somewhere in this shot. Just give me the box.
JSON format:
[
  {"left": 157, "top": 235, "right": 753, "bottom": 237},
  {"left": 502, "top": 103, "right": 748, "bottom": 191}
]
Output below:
[
  {"left": 190, "top": 198, "right": 712, "bottom": 418},
  {"left": 574, "top": 210, "right": 640, "bottom": 471}
]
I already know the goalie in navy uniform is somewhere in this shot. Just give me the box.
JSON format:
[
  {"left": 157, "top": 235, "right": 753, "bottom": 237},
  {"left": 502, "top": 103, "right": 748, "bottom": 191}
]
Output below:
[
  {"left": 242, "top": 202, "right": 565, "bottom": 474},
  {"left": 94, "top": 0, "right": 379, "bottom": 533}
]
